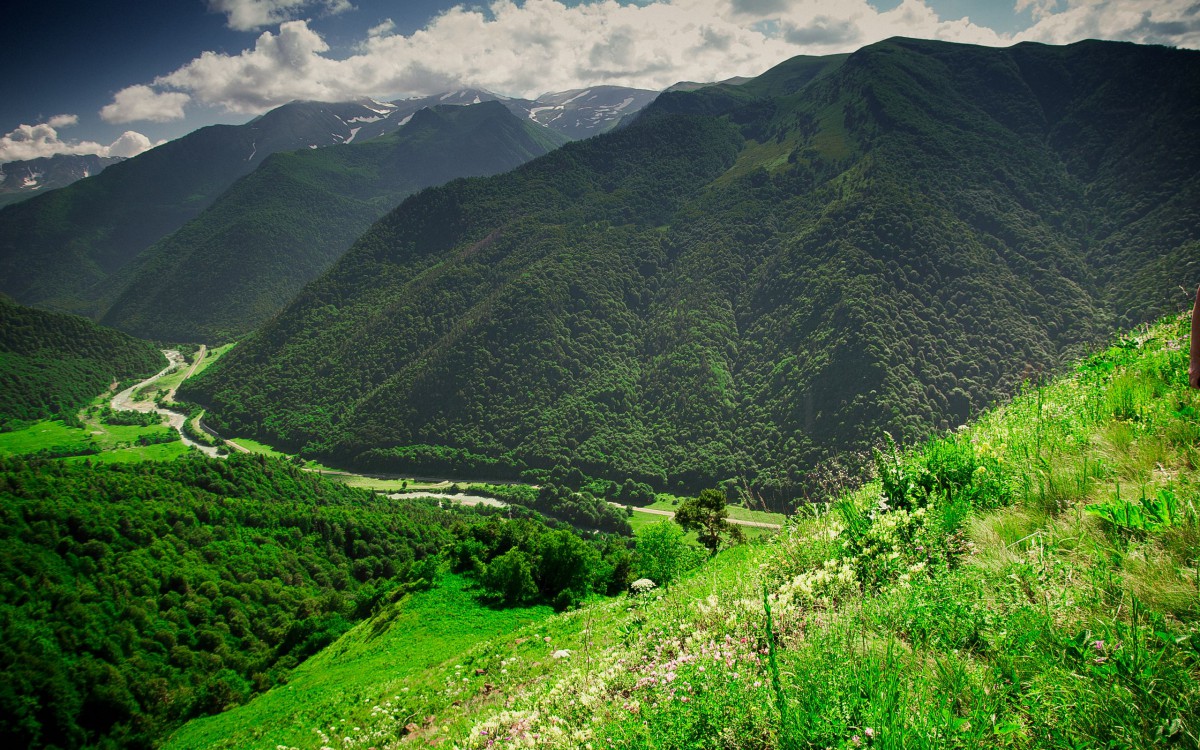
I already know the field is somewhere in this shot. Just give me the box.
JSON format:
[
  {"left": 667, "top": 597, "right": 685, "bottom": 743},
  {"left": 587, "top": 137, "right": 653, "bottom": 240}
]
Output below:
[{"left": 161, "top": 575, "right": 555, "bottom": 750}]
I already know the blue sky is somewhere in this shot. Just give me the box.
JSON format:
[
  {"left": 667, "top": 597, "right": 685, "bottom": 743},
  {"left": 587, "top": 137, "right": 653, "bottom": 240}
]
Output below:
[{"left": 2, "top": 0, "right": 1197, "bottom": 162}]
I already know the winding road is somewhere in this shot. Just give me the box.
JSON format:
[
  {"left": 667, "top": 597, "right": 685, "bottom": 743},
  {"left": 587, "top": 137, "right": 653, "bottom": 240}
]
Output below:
[{"left": 110, "top": 349, "right": 782, "bottom": 529}]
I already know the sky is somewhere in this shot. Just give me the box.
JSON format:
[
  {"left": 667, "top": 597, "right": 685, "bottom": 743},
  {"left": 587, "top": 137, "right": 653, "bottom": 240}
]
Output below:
[{"left": 2, "top": 0, "right": 1198, "bottom": 163}]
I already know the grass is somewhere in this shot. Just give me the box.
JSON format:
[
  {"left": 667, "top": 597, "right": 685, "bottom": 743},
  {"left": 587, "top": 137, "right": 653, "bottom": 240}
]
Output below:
[
  {"left": 190, "top": 342, "right": 235, "bottom": 377},
  {"left": 64, "top": 440, "right": 190, "bottom": 463},
  {"left": 184, "top": 312, "right": 1197, "bottom": 750},
  {"left": 0, "top": 419, "right": 93, "bottom": 456},
  {"left": 161, "top": 575, "right": 554, "bottom": 750}
]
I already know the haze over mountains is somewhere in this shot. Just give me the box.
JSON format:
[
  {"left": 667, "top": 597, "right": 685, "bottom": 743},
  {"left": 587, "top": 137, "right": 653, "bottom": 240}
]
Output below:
[
  {"left": 0, "top": 85, "right": 656, "bottom": 324},
  {"left": 183, "top": 38, "right": 1200, "bottom": 504},
  {"left": 0, "top": 154, "right": 125, "bottom": 209},
  {"left": 99, "top": 102, "right": 568, "bottom": 342}
]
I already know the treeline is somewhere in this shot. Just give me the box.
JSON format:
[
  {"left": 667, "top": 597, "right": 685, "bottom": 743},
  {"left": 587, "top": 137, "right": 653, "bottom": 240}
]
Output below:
[
  {"left": 0, "top": 454, "right": 632, "bottom": 749},
  {"left": 0, "top": 297, "right": 164, "bottom": 427}
]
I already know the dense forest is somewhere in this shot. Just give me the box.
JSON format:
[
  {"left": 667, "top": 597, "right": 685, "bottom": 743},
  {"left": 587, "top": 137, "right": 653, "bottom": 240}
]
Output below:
[
  {"left": 98, "top": 102, "right": 567, "bottom": 343},
  {"left": 185, "top": 38, "right": 1200, "bottom": 508},
  {"left": 0, "top": 454, "right": 633, "bottom": 749},
  {"left": 0, "top": 297, "right": 164, "bottom": 427}
]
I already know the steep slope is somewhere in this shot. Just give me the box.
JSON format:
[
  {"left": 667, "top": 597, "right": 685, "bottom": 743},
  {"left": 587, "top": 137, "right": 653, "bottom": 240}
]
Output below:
[
  {"left": 185, "top": 38, "right": 1200, "bottom": 505},
  {"left": 98, "top": 102, "right": 568, "bottom": 342},
  {"left": 0, "top": 100, "right": 408, "bottom": 312},
  {"left": 0, "top": 153, "right": 124, "bottom": 208},
  {"left": 0, "top": 296, "right": 164, "bottom": 425}
]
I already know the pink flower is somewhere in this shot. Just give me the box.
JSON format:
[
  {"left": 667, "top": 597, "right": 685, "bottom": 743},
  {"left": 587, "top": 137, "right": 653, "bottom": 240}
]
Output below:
[
  {"left": 865, "top": 727, "right": 875, "bottom": 738},
  {"left": 1092, "top": 640, "right": 1105, "bottom": 652}
]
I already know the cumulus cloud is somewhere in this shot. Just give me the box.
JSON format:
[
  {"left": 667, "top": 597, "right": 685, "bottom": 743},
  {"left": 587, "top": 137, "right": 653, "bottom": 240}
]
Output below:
[
  {"left": 100, "top": 84, "right": 191, "bottom": 123},
  {"left": 0, "top": 116, "right": 159, "bottom": 163},
  {"left": 98, "top": 0, "right": 1200, "bottom": 120},
  {"left": 1016, "top": 0, "right": 1200, "bottom": 48},
  {"left": 208, "top": 0, "right": 354, "bottom": 32}
]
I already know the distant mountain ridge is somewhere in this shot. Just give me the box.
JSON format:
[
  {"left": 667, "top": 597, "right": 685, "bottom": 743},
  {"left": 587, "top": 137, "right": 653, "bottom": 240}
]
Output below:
[
  {"left": 0, "top": 86, "right": 656, "bottom": 318},
  {"left": 0, "top": 153, "right": 125, "bottom": 208},
  {"left": 98, "top": 101, "right": 568, "bottom": 342},
  {"left": 185, "top": 38, "right": 1200, "bottom": 506}
]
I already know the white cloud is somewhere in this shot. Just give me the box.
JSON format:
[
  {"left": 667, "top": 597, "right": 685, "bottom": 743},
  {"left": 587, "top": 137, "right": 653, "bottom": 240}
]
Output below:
[
  {"left": 367, "top": 18, "right": 395, "bottom": 38},
  {"left": 100, "top": 84, "right": 191, "bottom": 123},
  {"left": 1016, "top": 0, "right": 1200, "bottom": 48},
  {"left": 98, "top": 0, "right": 1200, "bottom": 120},
  {"left": 0, "top": 116, "right": 160, "bottom": 163},
  {"left": 46, "top": 114, "right": 79, "bottom": 128},
  {"left": 105, "top": 131, "right": 158, "bottom": 159},
  {"left": 208, "top": 0, "right": 354, "bottom": 32}
]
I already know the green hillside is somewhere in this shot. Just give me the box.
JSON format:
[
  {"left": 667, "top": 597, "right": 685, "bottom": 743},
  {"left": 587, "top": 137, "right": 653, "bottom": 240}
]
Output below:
[
  {"left": 167, "top": 312, "right": 1200, "bottom": 749},
  {"left": 99, "top": 102, "right": 568, "bottom": 343},
  {"left": 0, "top": 453, "right": 633, "bottom": 749},
  {"left": 0, "top": 296, "right": 164, "bottom": 426},
  {"left": 185, "top": 38, "right": 1200, "bottom": 506}
]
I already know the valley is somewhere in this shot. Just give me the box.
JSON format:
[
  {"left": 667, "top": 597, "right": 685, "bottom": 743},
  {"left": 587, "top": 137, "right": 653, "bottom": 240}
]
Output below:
[{"left": 0, "top": 30, "right": 1197, "bottom": 750}]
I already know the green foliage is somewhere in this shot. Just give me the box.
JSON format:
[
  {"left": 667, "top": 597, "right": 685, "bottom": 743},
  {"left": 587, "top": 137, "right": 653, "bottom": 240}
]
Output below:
[
  {"left": 97, "top": 406, "right": 162, "bottom": 427},
  {"left": 633, "top": 520, "right": 701, "bottom": 590},
  {"left": 481, "top": 548, "right": 540, "bottom": 606},
  {"left": 450, "top": 514, "right": 631, "bottom": 610},
  {"left": 675, "top": 488, "right": 746, "bottom": 554},
  {"left": 190, "top": 39, "right": 1200, "bottom": 509},
  {"left": 0, "top": 453, "right": 495, "bottom": 749},
  {"left": 1087, "top": 487, "right": 1193, "bottom": 533},
  {"left": 0, "top": 297, "right": 163, "bottom": 427}
]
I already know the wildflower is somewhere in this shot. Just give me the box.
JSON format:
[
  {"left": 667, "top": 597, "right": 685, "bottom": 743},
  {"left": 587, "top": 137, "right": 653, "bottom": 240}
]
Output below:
[
  {"left": 1092, "top": 640, "right": 1105, "bottom": 652},
  {"left": 552, "top": 649, "right": 571, "bottom": 659},
  {"left": 631, "top": 578, "right": 657, "bottom": 594},
  {"left": 865, "top": 727, "right": 875, "bottom": 738},
  {"left": 544, "top": 636, "right": 552, "bottom": 642},
  {"left": 851, "top": 735, "right": 862, "bottom": 747}
]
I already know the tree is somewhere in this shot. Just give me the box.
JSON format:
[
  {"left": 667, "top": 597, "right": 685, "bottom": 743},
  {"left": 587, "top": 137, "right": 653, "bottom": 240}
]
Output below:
[
  {"left": 481, "top": 548, "right": 538, "bottom": 605},
  {"left": 634, "top": 521, "right": 698, "bottom": 590},
  {"left": 674, "top": 488, "right": 745, "bottom": 555}
]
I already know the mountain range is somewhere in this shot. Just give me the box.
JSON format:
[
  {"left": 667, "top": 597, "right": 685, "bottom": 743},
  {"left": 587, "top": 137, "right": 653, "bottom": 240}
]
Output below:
[
  {"left": 0, "top": 86, "right": 656, "bottom": 321},
  {"left": 182, "top": 38, "right": 1200, "bottom": 506},
  {"left": 0, "top": 154, "right": 125, "bottom": 209},
  {"left": 97, "top": 101, "right": 567, "bottom": 342}
]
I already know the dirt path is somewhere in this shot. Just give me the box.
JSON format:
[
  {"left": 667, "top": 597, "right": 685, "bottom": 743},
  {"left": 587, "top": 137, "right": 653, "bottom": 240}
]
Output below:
[
  {"left": 111, "top": 349, "right": 222, "bottom": 457},
  {"left": 387, "top": 491, "right": 506, "bottom": 508},
  {"left": 166, "top": 344, "right": 205, "bottom": 402}
]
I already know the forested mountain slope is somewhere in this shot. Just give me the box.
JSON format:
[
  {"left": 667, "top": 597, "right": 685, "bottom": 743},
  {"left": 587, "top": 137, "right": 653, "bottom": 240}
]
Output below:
[
  {"left": 186, "top": 38, "right": 1200, "bottom": 506},
  {"left": 98, "top": 102, "right": 567, "bottom": 342},
  {"left": 0, "top": 100, "right": 407, "bottom": 312},
  {"left": 0, "top": 296, "right": 164, "bottom": 426}
]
